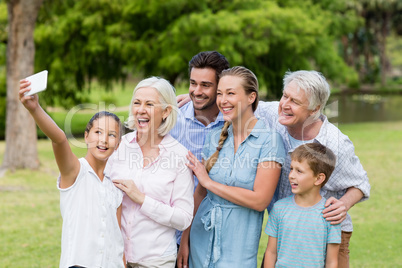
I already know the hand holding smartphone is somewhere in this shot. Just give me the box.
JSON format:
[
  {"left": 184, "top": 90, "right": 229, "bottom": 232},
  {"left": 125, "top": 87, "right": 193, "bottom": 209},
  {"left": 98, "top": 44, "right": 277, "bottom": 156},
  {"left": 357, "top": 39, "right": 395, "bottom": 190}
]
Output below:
[{"left": 24, "top": 70, "right": 48, "bottom": 96}]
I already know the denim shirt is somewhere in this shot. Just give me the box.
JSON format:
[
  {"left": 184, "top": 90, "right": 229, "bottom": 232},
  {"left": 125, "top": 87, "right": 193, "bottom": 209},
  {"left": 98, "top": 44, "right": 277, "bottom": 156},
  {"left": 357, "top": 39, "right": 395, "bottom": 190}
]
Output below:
[
  {"left": 203, "top": 120, "right": 286, "bottom": 195},
  {"left": 189, "top": 120, "right": 285, "bottom": 267}
]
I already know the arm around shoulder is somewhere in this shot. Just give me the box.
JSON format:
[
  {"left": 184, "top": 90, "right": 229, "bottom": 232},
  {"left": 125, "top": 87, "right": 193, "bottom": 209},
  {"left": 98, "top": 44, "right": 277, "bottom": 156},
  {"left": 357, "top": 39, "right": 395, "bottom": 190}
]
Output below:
[
  {"left": 331, "top": 128, "right": 371, "bottom": 201},
  {"left": 321, "top": 125, "right": 370, "bottom": 223}
]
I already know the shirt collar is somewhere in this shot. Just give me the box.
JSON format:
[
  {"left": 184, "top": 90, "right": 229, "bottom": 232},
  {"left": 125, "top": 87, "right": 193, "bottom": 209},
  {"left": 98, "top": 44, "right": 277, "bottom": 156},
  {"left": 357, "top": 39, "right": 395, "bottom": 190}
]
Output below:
[
  {"left": 81, "top": 157, "right": 112, "bottom": 182},
  {"left": 227, "top": 119, "right": 264, "bottom": 139},
  {"left": 249, "top": 119, "right": 265, "bottom": 138},
  {"left": 283, "top": 114, "right": 328, "bottom": 152},
  {"left": 125, "top": 130, "right": 173, "bottom": 152},
  {"left": 182, "top": 101, "right": 225, "bottom": 126},
  {"left": 313, "top": 114, "right": 329, "bottom": 144},
  {"left": 182, "top": 102, "right": 196, "bottom": 119},
  {"left": 126, "top": 131, "right": 138, "bottom": 144},
  {"left": 158, "top": 133, "right": 175, "bottom": 151}
]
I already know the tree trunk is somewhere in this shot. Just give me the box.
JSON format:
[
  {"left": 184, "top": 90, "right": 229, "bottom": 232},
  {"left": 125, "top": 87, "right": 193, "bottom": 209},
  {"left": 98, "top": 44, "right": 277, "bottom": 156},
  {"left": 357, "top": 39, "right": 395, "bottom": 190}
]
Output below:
[
  {"left": 378, "top": 11, "right": 391, "bottom": 86},
  {"left": 2, "top": 0, "right": 44, "bottom": 171}
]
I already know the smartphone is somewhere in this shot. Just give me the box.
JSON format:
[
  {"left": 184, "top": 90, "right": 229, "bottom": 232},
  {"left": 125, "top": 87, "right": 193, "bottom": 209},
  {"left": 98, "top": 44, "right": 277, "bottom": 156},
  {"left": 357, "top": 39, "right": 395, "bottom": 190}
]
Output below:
[{"left": 24, "top": 70, "right": 48, "bottom": 96}]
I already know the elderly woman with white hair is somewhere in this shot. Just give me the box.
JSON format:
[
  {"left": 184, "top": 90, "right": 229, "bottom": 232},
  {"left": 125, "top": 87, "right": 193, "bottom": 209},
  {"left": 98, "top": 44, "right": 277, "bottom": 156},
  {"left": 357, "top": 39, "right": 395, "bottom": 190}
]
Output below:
[{"left": 106, "top": 77, "right": 194, "bottom": 268}]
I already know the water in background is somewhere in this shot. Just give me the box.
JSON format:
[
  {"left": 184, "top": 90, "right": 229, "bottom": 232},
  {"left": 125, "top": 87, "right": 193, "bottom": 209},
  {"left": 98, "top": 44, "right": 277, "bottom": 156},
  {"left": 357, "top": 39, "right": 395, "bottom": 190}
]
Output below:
[{"left": 325, "top": 94, "right": 402, "bottom": 124}]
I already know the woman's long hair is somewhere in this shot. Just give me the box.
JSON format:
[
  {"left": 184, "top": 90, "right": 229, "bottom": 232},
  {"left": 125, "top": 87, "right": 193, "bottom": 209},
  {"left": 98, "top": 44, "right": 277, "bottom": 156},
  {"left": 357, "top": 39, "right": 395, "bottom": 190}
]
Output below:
[{"left": 204, "top": 66, "right": 259, "bottom": 173}]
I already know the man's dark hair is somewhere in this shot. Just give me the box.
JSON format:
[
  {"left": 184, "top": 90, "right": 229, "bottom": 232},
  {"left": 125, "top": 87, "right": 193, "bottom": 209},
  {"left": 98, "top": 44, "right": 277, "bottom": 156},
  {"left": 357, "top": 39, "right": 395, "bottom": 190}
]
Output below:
[{"left": 188, "top": 51, "right": 230, "bottom": 83}]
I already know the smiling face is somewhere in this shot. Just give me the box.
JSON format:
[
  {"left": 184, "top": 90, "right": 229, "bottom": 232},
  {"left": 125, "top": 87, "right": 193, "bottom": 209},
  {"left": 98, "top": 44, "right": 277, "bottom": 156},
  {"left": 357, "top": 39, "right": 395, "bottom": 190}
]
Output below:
[
  {"left": 216, "top": 75, "right": 255, "bottom": 123},
  {"left": 85, "top": 116, "right": 120, "bottom": 162},
  {"left": 189, "top": 67, "right": 218, "bottom": 111},
  {"left": 278, "top": 81, "right": 317, "bottom": 132},
  {"left": 131, "top": 87, "right": 169, "bottom": 138}
]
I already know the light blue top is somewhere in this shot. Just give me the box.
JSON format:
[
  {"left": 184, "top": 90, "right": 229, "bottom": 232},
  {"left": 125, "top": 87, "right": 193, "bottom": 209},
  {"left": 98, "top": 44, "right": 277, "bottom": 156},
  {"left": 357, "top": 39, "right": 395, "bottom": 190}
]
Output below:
[
  {"left": 170, "top": 101, "right": 225, "bottom": 245},
  {"left": 189, "top": 120, "right": 285, "bottom": 268},
  {"left": 265, "top": 195, "right": 341, "bottom": 268}
]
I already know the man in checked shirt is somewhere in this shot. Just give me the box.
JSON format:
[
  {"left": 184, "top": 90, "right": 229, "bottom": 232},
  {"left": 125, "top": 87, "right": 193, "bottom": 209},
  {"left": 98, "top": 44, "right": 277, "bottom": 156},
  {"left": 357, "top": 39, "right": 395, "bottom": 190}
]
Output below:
[{"left": 257, "top": 70, "right": 370, "bottom": 268}]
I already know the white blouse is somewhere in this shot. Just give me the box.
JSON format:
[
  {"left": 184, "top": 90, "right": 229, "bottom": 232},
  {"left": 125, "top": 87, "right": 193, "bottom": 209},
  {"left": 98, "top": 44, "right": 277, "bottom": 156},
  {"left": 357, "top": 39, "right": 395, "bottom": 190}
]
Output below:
[{"left": 58, "top": 158, "right": 124, "bottom": 268}]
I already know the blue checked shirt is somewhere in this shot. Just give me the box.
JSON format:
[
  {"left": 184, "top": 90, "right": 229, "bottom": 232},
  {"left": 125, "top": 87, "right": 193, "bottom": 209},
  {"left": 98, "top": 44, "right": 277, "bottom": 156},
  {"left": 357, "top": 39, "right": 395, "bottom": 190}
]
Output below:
[
  {"left": 170, "top": 101, "right": 225, "bottom": 244},
  {"left": 255, "top": 101, "right": 371, "bottom": 232}
]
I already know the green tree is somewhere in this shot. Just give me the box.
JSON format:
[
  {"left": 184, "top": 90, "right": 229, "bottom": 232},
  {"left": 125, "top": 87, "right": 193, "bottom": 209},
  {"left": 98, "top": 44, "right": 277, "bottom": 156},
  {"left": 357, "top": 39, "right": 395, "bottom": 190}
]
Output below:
[
  {"left": 362, "top": 0, "right": 402, "bottom": 86},
  {"left": 34, "top": 0, "right": 131, "bottom": 107},
  {"left": 1, "top": 0, "right": 369, "bottom": 169},
  {"left": 150, "top": 0, "right": 359, "bottom": 97},
  {"left": 33, "top": 0, "right": 360, "bottom": 102},
  {"left": 337, "top": 0, "right": 402, "bottom": 86}
]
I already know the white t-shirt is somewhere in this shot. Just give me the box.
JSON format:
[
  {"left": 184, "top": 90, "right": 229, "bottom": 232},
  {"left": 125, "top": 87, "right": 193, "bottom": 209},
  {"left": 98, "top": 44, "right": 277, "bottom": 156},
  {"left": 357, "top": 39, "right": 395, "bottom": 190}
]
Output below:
[{"left": 58, "top": 158, "right": 124, "bottom": 268}]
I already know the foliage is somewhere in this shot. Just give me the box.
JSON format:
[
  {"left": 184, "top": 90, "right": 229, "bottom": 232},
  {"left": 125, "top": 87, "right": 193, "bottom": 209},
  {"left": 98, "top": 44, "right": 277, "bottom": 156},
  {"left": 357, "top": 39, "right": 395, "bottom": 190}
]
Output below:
[
  {"left": 387, "top": 33, "right": 402, "bottom": 68},
  {"left": 123, "top": 0, "right": 359, "bottom": 97},
  {"left": 338, "top": 0, "right": 402, "bottom": 85},
  {"left": 34, "top": 0, "right": 130, "bottom": 107},
  {"left": 32, "top": 0, "right": 360, "bottom": 105}
]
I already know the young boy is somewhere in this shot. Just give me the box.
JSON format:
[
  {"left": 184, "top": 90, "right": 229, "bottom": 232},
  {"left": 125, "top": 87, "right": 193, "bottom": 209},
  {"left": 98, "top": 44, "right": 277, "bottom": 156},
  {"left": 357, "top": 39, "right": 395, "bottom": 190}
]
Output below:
[{"left": 264, "top": 143, "right": 341, "bottom": 268}]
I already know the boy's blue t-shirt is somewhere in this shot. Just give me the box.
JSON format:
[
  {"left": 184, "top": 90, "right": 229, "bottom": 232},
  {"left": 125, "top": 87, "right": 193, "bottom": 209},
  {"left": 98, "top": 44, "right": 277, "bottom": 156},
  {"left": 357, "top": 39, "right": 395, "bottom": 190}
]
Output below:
[{"left": 265, "top": 195, "right": 341, "bottom": 267}]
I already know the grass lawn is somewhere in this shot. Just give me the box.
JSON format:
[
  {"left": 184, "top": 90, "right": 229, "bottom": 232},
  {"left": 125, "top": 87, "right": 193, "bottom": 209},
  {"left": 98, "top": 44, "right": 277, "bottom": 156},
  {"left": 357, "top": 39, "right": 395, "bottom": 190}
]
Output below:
[
  {"left": 1, "top": 118, "right": 401, "bottom": 267},
  {"left": 340, "top": 122, "right": 402, "bottom": 267}
]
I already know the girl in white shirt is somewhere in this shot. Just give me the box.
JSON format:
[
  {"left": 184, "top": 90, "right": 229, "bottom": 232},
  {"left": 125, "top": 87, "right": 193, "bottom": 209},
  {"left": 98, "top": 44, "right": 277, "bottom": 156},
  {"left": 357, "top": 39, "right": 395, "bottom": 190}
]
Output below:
[
  {"left": 19, "top": 79, "right": 125, "bottom": 268},
  {"left": 107, "top": 77, "right": 194, "bottom": 268}
]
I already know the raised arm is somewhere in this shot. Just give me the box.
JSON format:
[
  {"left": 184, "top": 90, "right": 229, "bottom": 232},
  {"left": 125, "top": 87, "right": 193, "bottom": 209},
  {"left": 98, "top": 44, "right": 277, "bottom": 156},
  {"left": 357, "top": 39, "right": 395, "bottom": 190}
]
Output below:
[{"left": 19, "top": 80, "right": 80, "bottom": 188}]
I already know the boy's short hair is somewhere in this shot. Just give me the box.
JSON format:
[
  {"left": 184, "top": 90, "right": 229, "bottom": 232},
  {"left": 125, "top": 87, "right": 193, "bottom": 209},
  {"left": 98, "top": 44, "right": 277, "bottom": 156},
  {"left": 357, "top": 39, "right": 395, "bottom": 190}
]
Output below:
[{"left": 291, "top": 143, "right": 336, "bottom": 187}]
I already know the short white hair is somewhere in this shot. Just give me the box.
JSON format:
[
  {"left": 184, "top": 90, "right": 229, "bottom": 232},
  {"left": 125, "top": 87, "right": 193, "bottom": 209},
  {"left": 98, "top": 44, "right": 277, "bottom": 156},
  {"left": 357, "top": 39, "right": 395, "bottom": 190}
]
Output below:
[
  {"left": 283, "top": 70, "right": 330, "bottom": 120},
  {"left": 126, "top": 77, "right": 177, "bottom": 136}
]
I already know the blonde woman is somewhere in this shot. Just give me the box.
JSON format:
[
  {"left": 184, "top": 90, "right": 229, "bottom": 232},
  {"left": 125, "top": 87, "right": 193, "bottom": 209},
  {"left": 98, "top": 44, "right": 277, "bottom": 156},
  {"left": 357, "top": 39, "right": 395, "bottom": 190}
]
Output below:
[
  {"left": 106, "top": 77, "right": 194, "bottom": 268},
  {"left": 184, "top": 67, "right": 286, "bottom": 267}
]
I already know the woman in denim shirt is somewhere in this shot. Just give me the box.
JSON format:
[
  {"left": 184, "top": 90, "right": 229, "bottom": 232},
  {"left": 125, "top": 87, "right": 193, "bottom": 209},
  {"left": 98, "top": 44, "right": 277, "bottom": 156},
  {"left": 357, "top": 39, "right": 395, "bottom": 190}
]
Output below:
[{"left": 184, "top": 66, "right": 286, "bottom": 267}]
